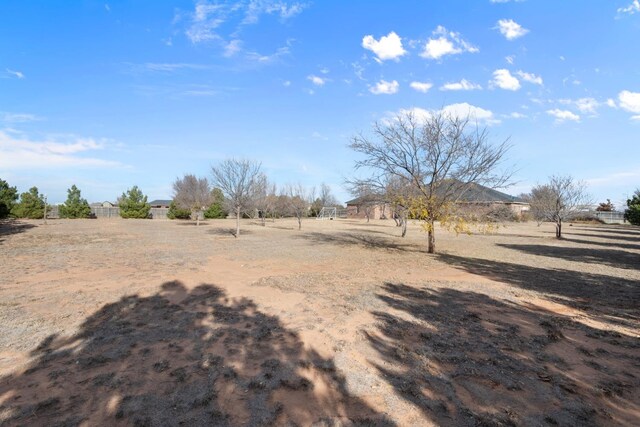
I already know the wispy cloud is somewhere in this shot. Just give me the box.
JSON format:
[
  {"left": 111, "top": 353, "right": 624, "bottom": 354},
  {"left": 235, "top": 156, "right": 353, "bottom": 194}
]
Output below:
[
  {"left": 1, "top": 113, "right": 41, "bottom": 123},
  {"left": 617, "top": 0, "right": 640, "bottom": 15},
  {"left": 362, "top": 31, "right": 407, "bottom": 62},
  {"left": 420, "top": 26, "right": 478, "bottom": 60},
  {"left": 618, "top": 90, "right": 640, "bottom": 120},
  {"left": 4, "top": 69, "right": 25, "bottom": 79},
  {"left": 307, "top": 75, "right": 327, "bottom": 86},
  {"left": 0, "top": 130, "right": 123, "bottom": 169},
  {"left": 440, "top": 79, "right": 482, "bottom": 91},
  {"left": 546, "top": 109, "right": 580, "bottom": 123},
  {"left": 141, "top": 63, "right": 210, "bottom": 72},
  {"left": 516, "top": 70, "right": 543, "bottom": 85},
  {"left": 180, "top": 0, "right": 307, "bottom": 62}
]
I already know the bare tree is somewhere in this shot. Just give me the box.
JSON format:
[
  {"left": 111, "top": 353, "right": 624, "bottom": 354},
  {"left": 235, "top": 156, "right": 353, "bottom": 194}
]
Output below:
[
  {"left": 172, "top": 174, "right": 212, "bottom": 226},
  {"left": 528, "top": 175, "right": 591, "bottom": 239},
  {"left": 253, "top": 174, "right": 277, "bottom": 226},
  {"left": 349, "top": 111, "right": 512, "bottom": 253},
  {"left": 211, "top": 159, "right": 262, "bottom": 237},
  {"left": 285, "top": 184, "right": 313, "bottom": 230},
  {"left": 311, "top": 183, "right": 339, "bottom": 216}
]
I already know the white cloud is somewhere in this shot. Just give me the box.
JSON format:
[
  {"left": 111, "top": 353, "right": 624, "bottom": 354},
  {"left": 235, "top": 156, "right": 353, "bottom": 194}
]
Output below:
[
  {"left": 362, "top": 31, "right": 407, "bottom": 61},
  {"left": 409, "top": 81, "right": 433, "bottom": 93},
  {"left": 420, "top": 26, "right": 478, "bottom": 60},
  {"left": 370, "top": 79, "right": 399, "bottom": 95},
  {"left": 491, "top": 69, "right": 520, "bottom": 91},
  {"left": 516, "top": 70, "right": 543, "bottom": 85},
  {"left": 495, "top": 19, "right": 529, "bottom": 40},
  {"left": 508, "top": 112, "right": 527, "bottom": 119},
  {"left": 546, "top": 109, "right": 580, "bottom": 123},
  {"left": 505, "top": 55, "right": 515, "bottom": 65},
  {"left": 223, "top": 39, "right": 243, "bottom": 57},
  {"left": 307, "top": 75, "right": 327, "bottom": 86},
  {"left": 0, "top": 130, "right": 122, "bottom": 169},
  {"left": 441, "top": 102, "right": 500, "bottom": 124},
  {"left": 606, "top": 98, "right": 617, "bottom": 108},
  {"left": 618, "top": 0, "right": 640, "bottom": 15},
  {"left": 5, "top": 69, "right": 25, "bottom": 79},
  {"left": 618, "top": 90, "right": 640, "bottom": 114},
  {"left": 557, "top": 98, "right": 602, "bottom": 116},
  {"left": 1, "top": 113, "right": 40, "bottom": 123},
  {"left": 394, "top": 103, "right": 498, "bottom": 125},
  {"left": 440, "top": 79, "right": 482, "bottom": 91},
  {"left": 283, "top": 80, "right": 291, "bottom": 87}
]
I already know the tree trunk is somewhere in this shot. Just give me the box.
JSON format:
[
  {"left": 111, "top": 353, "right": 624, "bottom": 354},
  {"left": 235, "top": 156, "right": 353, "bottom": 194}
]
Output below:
[
  {"left": 261, "top": 214, "right": 265, "bottom": 226},
  {"left": 196, "top": 210, "right": 200, "bottom": 227},
  {"left": 298, "top": 215, "right": 302, "bottom": 230},
  {"left": 235, "top": 206, "right": 240, "bottom": 237},
  {"left": 555, "top": 218, "right": 562, "bottom": 239},
  {"left": 427, "top": 221, "right": 435, "bottom": 253},
  {"left": 401, "top": 215, "right": 407, "bottom": 238}
]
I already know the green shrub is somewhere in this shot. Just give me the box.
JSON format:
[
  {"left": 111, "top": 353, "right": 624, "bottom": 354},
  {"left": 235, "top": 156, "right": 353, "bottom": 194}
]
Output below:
[
  {"left": 59, "top": 185, "right": 91, "bottom": 219},
  {"left": 0, "top": 179, "right": 18, "bottom": 219},
  {"left": 119, "top": 186, "right": 151, "bottom": 219},
  {"left": 167, "top": 201, "right": 191, "bottom": 219}
]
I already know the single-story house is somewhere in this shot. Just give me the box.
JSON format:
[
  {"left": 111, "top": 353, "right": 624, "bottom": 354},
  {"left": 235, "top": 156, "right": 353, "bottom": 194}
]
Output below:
[
  {"left": 346, "top": 183, "right": 529, "bottom": 220},
  {"left": 148, "top": 200, "right": 172, "bottom": 209}
]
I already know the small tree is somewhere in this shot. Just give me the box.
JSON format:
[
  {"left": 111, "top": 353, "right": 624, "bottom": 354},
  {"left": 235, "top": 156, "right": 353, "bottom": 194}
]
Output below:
[
  {"left": 173, "top": 175, "right": 212, "bottom": 226},
  {"left": 211, "top": 159, "right": 262, "bottom": 237},
  {"left": 624, "top": 189, "right": 640, "bottom": 226},
  {"left": 285, "top": 184, "right": 313, "bottom": 230},
  {"left": 253, "top": 175, "right": 277, "bottom": 226},
  {"left": 310, "top": 183, "right": 338, "bottom": 216},
  {"left": 204, "top": 188, "right": 227, "bottom": 219},
  {"left": 528, "top": 175, "right": 591, "bottom": 238},
  {"left": 347, "top": 182, "right": 380, "bottom": 223},
  {"left": 12, "top": 187, "right": 46, "bottom": 219},
  {"left": 0, "top": 179, "right": 18, "bottom": 219},
  {"left": 167, "top": 201, "right": 192, "bottom": 219},
  {"left": 349, "top": 111, "right": 512, "bottom": 253},
  {"left": 59, "top": 185, "right": 91, "bottom": 219},
  {"left": 596, "top": 199, "right": 615, "bottom": 212},
  {"left": 118, "top": 185, "right": 151, "bottom": 219}
]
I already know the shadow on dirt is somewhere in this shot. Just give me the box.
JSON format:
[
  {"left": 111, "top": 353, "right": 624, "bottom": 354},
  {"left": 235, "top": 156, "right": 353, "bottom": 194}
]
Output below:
[
  {"left": 496, "top": 243, "right": 639, "bottom": 271},
  {"left": 294, "top": 232, "right": 420, "bottom": 253},
  {"left": 207, "top": 228, "right": 254, "bottom": 237},
  {"left": 437, "top": 254, "right": 640, "bottom": 322},
  {"left": 559, "top": 237, "right": 640, "bottom": 252},
  {"left": 367, "top": 283, "right": 640, "bottom": 426},
  {"left": 0, "top": 219, "right": 36, "bottom": 245},
  {"left": 0, "top": 281, "right": 393, "bottom": 426}
]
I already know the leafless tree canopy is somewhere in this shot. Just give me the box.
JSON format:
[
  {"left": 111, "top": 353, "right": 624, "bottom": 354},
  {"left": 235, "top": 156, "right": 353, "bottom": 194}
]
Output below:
[
  {"left": 527, "top": 175, "right": 591, "bottom": 239},
  {"left": 172, "top": 174, "right": 212, "bottom": 226},
  {"left": 284, "top": 184, "right": 313, "bottom": 230},
  {"left": 211, "top": 159, "right": 262, "bottom": 237},
  {"left": 349, "top": 110, "right": 513, "bottom": 253}
]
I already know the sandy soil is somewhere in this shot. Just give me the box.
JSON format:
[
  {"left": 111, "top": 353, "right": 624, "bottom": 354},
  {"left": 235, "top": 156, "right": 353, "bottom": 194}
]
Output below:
[{"left": 0, "top": 217, "right": 638, "bottom": 426}]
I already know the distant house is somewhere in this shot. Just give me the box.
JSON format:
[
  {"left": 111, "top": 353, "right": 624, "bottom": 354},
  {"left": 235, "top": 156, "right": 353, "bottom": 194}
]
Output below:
[
  {"left": 90, "top": 201, "right": 117, "bottom": 208},
  {"left": 346, "top": 183, "right": 529, "bottom": 220},
  {"left": 345, "top": 196, "right": 394, "bottom": 220},
  {"left": 148, "top": 200, "right": 172, "bottom": 208}
]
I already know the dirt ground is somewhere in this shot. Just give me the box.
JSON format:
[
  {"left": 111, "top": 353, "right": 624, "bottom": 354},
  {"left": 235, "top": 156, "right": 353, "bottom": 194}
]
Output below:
[{"left": 0, "top": 217, "right": 638, "bottom": 426}]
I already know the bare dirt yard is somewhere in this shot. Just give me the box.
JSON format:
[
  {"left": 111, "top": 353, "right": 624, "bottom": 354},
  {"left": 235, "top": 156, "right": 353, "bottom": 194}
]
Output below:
[{"left": 0, "top": 217, "right": 639, "bottom": 426}]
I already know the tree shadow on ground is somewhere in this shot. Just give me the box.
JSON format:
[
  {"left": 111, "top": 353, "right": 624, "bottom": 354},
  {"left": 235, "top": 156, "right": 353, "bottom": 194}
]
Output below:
[
  {"left": 294, "top": 231, "right": 420, "bottom": 253},
  {"left": 559, "top": 237, "right": 640, "bottom": 252},
  {"left": 367, "top": 283, "right": 640, "bottom": 426},
  {"left": 0, "top": 281, "right": 393, "bottom": 426},
  {"left": 576, "top": 226, "right": 640, "bottom": 236},
  {"left": 496, "top": 243, "right": 639, "bottom": 271},
  {"left": 207, "top": 228, "right": 254, "bottom": 237},
  {"left": 563, "top": 231, "right": 640, "bottom": 244},
  {"left": 0, "top": 219, "right": 36, "bottom": 245},
  {"left": 437, "top": 254, "right": 640, "bottom": 323}
]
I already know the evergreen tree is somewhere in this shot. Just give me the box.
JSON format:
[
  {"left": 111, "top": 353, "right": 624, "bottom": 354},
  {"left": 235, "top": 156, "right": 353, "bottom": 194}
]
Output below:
[
  {"left": 118, "top": 185, "right": 151, "bottom": 219},
  {"left": 204, "top": 188, "right": 228, "bottom": 219},
  {"left": 59, "top": 185, "right": 91, "bottom": 218},
  {"left": 12, "top": 187, "right": 45, "bottom": 219},
  {"left": 0, "top": 179, "right": 18, "bottom": 219},
  {"left": 624, "top": 189, "right": 640, "bottom": 226},
  {"left": 167, "top": 201, "right": 191, "bottom": 219}
]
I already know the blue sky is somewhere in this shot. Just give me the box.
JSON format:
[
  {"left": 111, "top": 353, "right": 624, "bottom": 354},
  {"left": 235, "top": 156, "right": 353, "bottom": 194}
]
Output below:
[{"left": 1, "top": 1, "right": 639, "bottom": 207}]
